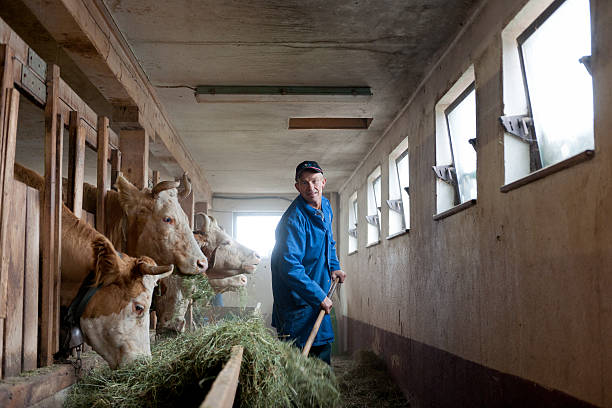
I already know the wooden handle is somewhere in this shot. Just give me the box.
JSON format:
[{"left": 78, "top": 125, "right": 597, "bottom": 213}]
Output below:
[
  {"left": 301, "top": 309, "right": 325, "bottom": 356},
  {"left": 301, "top": 277, "right": 340, "bottom": 357}
]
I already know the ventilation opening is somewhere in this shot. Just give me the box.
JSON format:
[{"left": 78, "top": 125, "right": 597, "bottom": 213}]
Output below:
[{"left": 288, "top": 118, "right": 373, "bottom": 130}]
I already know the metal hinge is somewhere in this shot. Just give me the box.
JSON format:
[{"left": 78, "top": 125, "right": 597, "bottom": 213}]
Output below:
[
  {"left": 403, "top": 186, "right": 409, "bottom": 196},
  {"left": 499, "top": 114, "right": 534, "bottom": 142},
  {"left": 386, "top": 199, "right": 403, "bottom": 214},
  {"left": 432, "top": 165, "right": 456, "bottom": 185},
  {"left": 468, "top": 137, "right": 478, "bottom": 151},
  {"left": 579, "top": 55, "right": 592, "bottom": 76},
  {"left": 348, "top": 227, "right": 357, "bottom": 238}
]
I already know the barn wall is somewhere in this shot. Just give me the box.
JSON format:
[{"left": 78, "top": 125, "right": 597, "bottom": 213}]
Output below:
[{"left": 337, "top": 0, "right": 611, "bottom": 406}]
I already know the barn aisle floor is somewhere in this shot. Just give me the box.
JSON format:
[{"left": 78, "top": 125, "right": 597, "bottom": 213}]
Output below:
[{"left": 333, "top": 351, "right": 411, "bottom": 408}]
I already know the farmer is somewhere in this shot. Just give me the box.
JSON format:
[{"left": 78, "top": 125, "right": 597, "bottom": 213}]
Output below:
[{"left": 271, "top": 160, "right": 347, "bottom": 364}]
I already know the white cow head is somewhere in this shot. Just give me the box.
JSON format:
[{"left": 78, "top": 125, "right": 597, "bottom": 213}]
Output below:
[
  {"left": 80, "top": 237, "right": 173, "bottom": 369},
  {"left": 194, "top": 213, "right": 261, "bottom": 279},
  {"left": 208, "top": 274, "right": 248, "bottom": 294},
  {"left": 116, "top": 174, "right": 207, "bottom": 276}
]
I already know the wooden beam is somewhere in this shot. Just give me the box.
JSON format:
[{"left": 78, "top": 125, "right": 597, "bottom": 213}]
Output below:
[
  {"left": 40, "top": 64, "right": 60, "bottom": 367},
  {"left": 200, "top": 346, "right": 244, "bottom": 408},
  {"left": 112, "top": 105, "right": 142, "bottom": 130},
  {"left": 195, "top": 202, "right": 209, "bottom": 215},
  {"left": 152, "top": 170, "right": 160, "bottom": 186},
  {"left": 67, "top": 111, "right": 85, "bottom": 218},
  {"left": 96, "top": 116, "right": 109, "bottom": 233},
  {"left": 120, "top": 128, "right": 148, "bottom": 190},
  {"left": 52, "top": 113, "right": 63, "bottom": 354}
]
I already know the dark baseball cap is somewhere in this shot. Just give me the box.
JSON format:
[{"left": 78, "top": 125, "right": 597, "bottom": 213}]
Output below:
[{"left": 295, "top": 160, "right": 323, "bottom": 181}]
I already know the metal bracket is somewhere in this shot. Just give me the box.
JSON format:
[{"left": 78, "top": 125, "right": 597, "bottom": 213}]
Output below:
[
  {"left": 386, "top": 199, "right": 403, "bottom": 214},
  {"left": 27, "top": 48, "right": 47, "bottom": 79},
  {"left": 468, "top": 138, "right": 478, "bottom": 151},
  {"left": 579, "top": 55, "right": 592, "bottom": 76},
  {"left": 499, "top": 114, "right": 534, "bottom": 142},
  {"left": 365, "top": 214, "right": 380, "bottom": 228},
  {"left": 21, "top": 65, "right": 46, "bottom": 102},
  {"left": 432, "top": 165, "right": 455, "bottom": 185},
  {"left": 348, "top": 227, "right": 358, "bottom": 238},
  {"left": 403, "top": 186, "right": 409, "bottom": 196}
]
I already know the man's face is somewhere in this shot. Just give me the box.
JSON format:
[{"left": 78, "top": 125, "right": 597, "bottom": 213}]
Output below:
[{"left": 295, "top": 171, "right": 326, "bottom": 208}]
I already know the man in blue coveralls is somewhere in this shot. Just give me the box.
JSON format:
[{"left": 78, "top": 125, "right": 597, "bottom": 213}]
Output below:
[{"left": 271, "top": 161, "right": 347, "bottom": 364}]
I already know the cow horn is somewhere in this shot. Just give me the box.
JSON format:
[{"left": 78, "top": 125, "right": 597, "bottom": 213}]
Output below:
[
  {"left": 178, "top": 173, "right": 191, "bottom": 199},
  {"left": 152, "top": 180, "right": 180, "bottom": 198},
  {"left": 141, "top": 263, "right": 174, "bottom": 276}
]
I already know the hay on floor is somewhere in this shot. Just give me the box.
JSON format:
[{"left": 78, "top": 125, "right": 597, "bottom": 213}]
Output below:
[{"left": 65, "top": 316, "right": 340, "bottom": 408}]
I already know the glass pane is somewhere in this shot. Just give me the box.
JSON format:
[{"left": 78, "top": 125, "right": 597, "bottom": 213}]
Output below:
[
  {"left": 235, "top": 215, "right": 281, "bottom": 258},
  {"left": 447, "top": 88, "right": 477, "bottom": 202},
  {"left": 352, "top": 199, "right": 358, "bottom": 226},
  {"left": 396, "top": 153, "right": 410, "bottom": 227},
  {"left": 372, "top": 176, "right": 381, "bottom": 209},
  {"left": 521, "top": 0, "right": 593, "bottom": 167}
]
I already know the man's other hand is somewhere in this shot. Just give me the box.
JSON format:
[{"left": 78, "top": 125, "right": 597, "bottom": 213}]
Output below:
[
  {"left": 331, "top": 269, "right": 346, "bottom": 283},
  {"left": 320, "top": 296, "right": 333, "bottom": 314}
]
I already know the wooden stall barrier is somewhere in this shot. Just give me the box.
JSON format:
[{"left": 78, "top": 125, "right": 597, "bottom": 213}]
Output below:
[
  {"left": 200, "top": 345, "right": 244, "bottom": 408},
  {"left": 96, "top": 116, "right": 109, "bottom": 233},
  {"left": 67, "top": 111, "right": 85, "bottom": 218}
]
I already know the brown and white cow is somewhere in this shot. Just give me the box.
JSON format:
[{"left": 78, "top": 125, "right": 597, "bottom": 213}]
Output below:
[
  {"left": 155, "top": 213, "right": 261, "bottom": 331},
  {"left": 62, "top": 204, "right": 173, "bottom": 369}
]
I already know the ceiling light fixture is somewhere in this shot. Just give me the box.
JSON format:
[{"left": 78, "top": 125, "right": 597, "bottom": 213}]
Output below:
[{"left": 194, "top": 86, "right": 372, "bottom": 103}]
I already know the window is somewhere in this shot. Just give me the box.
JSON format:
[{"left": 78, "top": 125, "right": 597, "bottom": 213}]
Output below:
[
  {"left": 234, "top": 213, "right": 282, "bottom": 258},
  {"left": 501, "top": 0, "right": 593, "bottom": 184},
  {"left": 388, "top": 137, "right": 409, "bottom": 235},
  {"left": 366, "top": 167, "right": 382, "bottom": 245},
  {"left": 434, "top": 66, "right": 477, "bottom": 214},
  {"left": 348, "top": 192, "right": 358, "bottom": 253}
]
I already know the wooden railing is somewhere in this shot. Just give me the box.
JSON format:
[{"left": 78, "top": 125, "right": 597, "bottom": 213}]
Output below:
[{"left": 200, "top": 345, "right": 244, "bottom": 408}]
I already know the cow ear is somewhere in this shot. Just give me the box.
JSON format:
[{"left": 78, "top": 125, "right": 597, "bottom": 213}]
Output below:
[
  {"left": 92, "top": 237, "right": 122, "bottom": 286},
  {"left": 116, "top": 174, "right": 145, "bottom": 214}
]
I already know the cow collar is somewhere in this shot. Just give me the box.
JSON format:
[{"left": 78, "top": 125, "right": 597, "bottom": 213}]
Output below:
[{"left": 58, "top": 270, "right": 102, "bottom": 357}]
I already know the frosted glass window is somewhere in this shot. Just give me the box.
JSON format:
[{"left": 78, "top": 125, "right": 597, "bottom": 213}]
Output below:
[
  {"left": 396, "top": 152, "right": 410, "bottom": 228},
  {"left": 348, "top": 194, "right": 358, "bottom": 253},
  {"left": 519, "top": 0, "right": 593, "bottom": 167},
  {"left": 446, "top": 88, "right": 477, "bottom": 203},
  {"left": 235, "top": 214, "right": 281, "bottom": 258},
  {"left": 372, "top": 176, "right": 381, "bottom": 211}
]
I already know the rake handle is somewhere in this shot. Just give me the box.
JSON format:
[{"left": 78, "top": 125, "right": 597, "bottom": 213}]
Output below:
[{"left": 301, "top": 277, "right": 340, "bottom": 356}]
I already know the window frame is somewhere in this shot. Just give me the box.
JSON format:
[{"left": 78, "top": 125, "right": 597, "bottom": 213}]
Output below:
[
  {"left": 348, "top": 192, "right": 358, "bottom": 254},
  {"left": 443, "top": 81, "right": 476, "bottom": 206},
  {"left": 393, "top": 148, "right": 409, "bottom": 230},
  {"left": 366, "top": 167, "right": 382, "bottom": 245}
]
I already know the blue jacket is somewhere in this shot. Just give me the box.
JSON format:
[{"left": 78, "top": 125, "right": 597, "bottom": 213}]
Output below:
[{"left": 271, "top": 195, "right": 341, "bottom": 347}]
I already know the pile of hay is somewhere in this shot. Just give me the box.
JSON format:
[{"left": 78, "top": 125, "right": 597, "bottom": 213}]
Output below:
[
  {"left": 181, "top": 272, "right": 216, "bottom": 305},
  {"left": 65, "top": 316, "right": 340, "bottom": 408},
  {"left": 335, "top": 350, "right": 410, "bottom": 407}
]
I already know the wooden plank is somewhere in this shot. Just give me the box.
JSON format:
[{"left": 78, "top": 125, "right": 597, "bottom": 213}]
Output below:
[
  {"left": 96, "top": 116, "right": 109, "bottom": 233},
  {"left": 2, "top": 180, "right": 27, "bottom": 377},
  {"left": 0, "top": 46, "right": 15, "bottom": 320},
  {"left": 40, "top": 64, "right": 59, "bottom": 367},
  {"left": 0, "top": 319, "right": 3, "bottom": 378},
  {"left": 179, "top": 188, "right": 195, "bottom": 229},
  {"left": 200, "top": 345, "right": 243, "bottom": 408},
  {"left": 53, "top": 114, "right": 63, "bottom": 355},
  {"left": 67, "top": 111, "right": 85, "bottom": 218},
  {"left": 22, "top": 187, "right": 39, "bottom": 371},
  {"left": 110, "top": 148, "right": 121, "bottom": 189},
  {"left": 119, "top": 128, "right": 149, "bottom": 189}
]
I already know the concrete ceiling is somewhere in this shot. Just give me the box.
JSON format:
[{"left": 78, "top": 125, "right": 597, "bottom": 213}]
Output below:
[{"left": 102, "top": 0, "right": 478, "bottom": 194}]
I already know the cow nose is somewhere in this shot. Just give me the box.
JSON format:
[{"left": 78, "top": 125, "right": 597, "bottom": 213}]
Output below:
[{"left": 197, "top": 258, "right": 208, "bottom": 272}]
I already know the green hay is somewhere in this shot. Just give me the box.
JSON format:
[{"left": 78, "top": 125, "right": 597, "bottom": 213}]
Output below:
[
  {"left": 64, "top": 316, "right": 340, "bottom": 408},
  {"left": 181, "top": 273, "right": 216, "bottom": 305},
  {"left": 335, "top": 351, "right": 411, "bottom": 408}
]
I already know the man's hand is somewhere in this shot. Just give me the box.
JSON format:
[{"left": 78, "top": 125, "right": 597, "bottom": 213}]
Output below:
[
  {"left": 320, "top": 296, "right": 333, "bottom": 314},
  {"left": 331, "top": 269, "right": 346, "bottom": 283}
]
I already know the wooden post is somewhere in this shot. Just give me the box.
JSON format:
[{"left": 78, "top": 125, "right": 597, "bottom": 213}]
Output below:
[
  {"left": 152, "top": 169, "right": 160, "bottom": 186},
  {"left": 0, "top": 45, "right": 15, "bottom": 323},
  {"left": 0, "top": 90, "right": 19, "bottom": 378},
  {"left": 110, "top": 148, "right": 121, "bottom": 189},
  {"left": 40, "top": 64, "right": 60, "bottom": 367},
  {"left": 23, "top": 187, "right": 40, "bottom": 371},
  {"left": 179, "top": 188, "right": 195, "bottom": 229},
  {"left": 195, "top": 201, "right": 209, "bottom": 215},
  {"left": 67, "top": 111, "right": 85, "bottom": 218},
  {"left": 96, "top": 117, "right": 109, "bottom": 233},
  {"left": 53, "top": 114, "right": 63, "bottom": 354},
  {"left": 119, "top": 128, "right": 148, "bottom": 189}
]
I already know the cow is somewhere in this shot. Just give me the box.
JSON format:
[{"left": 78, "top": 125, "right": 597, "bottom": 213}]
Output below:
[
  {"left": 62, "top": 202, "right": 174, "bottom": 369},
  {"left": 14, "top": 163, "right": 207, "bottom": 277},
  {"left": 155, "top": 213, "right": 261, "bottom": 332}
]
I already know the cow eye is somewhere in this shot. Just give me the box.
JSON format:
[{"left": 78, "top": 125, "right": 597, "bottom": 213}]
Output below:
[
  {"left": 163, "top": 217, "right": 173, "bottom": 224},
  {"left": 133, "top": 303, "right": 145, "bottom": 315}
]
